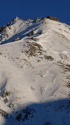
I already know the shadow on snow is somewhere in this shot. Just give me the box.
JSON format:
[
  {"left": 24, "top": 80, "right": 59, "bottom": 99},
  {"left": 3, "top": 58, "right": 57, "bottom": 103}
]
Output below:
[
  {"left": 1, "top": 23, "right": 39, "bottom": 45},
  {"left": 3, "top": 98, "right": 70, "bottom": 125}
]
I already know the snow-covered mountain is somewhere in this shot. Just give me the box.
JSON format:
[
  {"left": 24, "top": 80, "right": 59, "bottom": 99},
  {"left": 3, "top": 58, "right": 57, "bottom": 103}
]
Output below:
[{"left": 0, "top": 16, "right": 70, "bottom": 125}]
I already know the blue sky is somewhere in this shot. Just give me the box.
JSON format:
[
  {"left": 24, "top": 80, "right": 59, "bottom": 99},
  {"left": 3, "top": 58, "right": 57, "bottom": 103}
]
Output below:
[{"left": 0, "top": 0, "right": 70, "bottom": 27}]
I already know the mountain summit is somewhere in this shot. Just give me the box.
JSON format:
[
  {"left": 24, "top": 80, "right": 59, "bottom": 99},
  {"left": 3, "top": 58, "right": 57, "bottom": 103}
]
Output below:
[{"left": 0, "top": 17, "right": 70, "bottom": 125}]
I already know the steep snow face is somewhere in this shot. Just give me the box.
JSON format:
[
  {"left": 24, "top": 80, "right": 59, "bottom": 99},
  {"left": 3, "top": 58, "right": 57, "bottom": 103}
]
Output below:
[{"left": 0, "top": 17, "right": 70, "bottom": 125}]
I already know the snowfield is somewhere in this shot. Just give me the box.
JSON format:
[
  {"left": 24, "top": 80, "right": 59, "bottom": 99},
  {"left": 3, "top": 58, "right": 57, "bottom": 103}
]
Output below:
[{"left": 0, "top": 17, "right": 70, "bottom": 125}]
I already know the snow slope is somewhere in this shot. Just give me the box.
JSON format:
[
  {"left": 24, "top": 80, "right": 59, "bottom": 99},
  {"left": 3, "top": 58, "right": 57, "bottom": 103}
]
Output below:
[{"left": 0, "top": 17, "right": 70, "bottom": 125}]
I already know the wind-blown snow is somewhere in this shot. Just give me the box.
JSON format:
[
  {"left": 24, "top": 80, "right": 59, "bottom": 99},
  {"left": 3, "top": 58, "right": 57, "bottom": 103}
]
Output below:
[{"left": 0, "top": 17, "right": 70, "bottom": 125}]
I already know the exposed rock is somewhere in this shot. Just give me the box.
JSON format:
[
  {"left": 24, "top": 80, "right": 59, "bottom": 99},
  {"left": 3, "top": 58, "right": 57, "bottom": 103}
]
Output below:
[
  {"left": 47, "top": 16, "right": 59, "bottom": 21},
  {"left": 0, "top": 109, "right": 8, "bottom": 119}
]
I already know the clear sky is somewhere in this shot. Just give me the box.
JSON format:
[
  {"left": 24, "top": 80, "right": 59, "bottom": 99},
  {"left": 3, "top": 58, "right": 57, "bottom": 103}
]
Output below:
[{"left": 0, "top": 0, "right": 70, "bottom": 27}]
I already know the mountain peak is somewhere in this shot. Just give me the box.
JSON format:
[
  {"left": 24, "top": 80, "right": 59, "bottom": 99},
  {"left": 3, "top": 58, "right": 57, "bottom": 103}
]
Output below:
[{"left": 13, "top": 16, "right": 22, "bottom": 22}]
